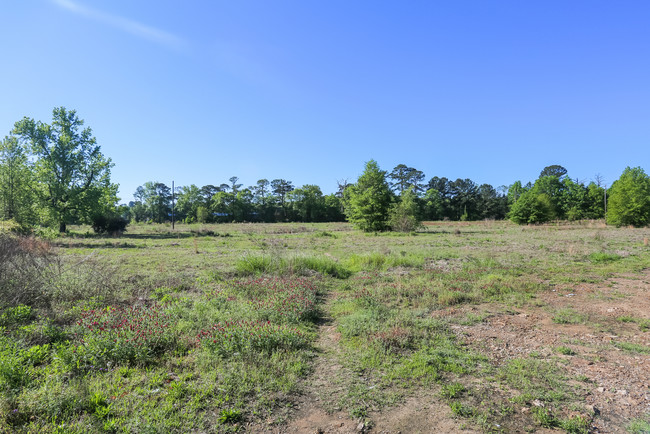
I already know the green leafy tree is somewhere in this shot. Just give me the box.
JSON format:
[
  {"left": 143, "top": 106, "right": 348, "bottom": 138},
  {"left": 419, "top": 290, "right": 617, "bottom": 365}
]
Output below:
[
  {"left": 141, "top": 182, "right": 172, "bottom": 223},
  {"left": 176, "top": 184, "right": 203, "bottom": 222},
  {"left": 344, "top": 160, "right": 392, "bottom": 232},
  {"left": 508, "top": 190, "right": 554, "bottom": 224},
  {"left": 507, "top": 181, "right": 527, "bottom": 206},
  {"left": 13, "top": 107, "right": 116, "bottom": 232},
  {"left": 0, "top": 135, "right": 35, "bottom": 226},
  {"left": 211, "top": 191, "right": 235, "bottom": 222},
  {"left": 288, "top": 184, "right": 326, "bottom": 222},
  {"left": 323, "top": 194, "right": 345, "bottom": 222},
  {"left": 607, "top": 166, "right": 650, "bottom": 227},
  {"left": 585, "top": 182, "right": 605, "bottom": 219},
  {"left": 389, "top": 187, "right": 422, "bottom": 232},
  {"left": 449, "top": 178, "right": 478, "bottom": 220},
  {"left": 422, "top": 188, "right": 444, "bottom": 220}
]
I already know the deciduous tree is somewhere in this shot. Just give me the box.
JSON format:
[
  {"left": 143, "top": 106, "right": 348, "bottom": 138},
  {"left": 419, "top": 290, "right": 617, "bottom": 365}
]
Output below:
[{"left": 13, "top": 107, "right": 116, "bottom": 232}]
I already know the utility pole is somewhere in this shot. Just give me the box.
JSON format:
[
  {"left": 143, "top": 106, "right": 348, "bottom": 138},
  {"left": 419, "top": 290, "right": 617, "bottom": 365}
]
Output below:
[
  {"left": 603, "top": 184, "right": 607, "bottom": 224},
  {"left": 172, "top": 180, "right": 175, "bottom": 230}
]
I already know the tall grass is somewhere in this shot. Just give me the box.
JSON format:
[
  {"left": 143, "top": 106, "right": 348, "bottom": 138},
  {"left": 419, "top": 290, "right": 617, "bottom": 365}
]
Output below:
[{"left": 235, "top": 253, "right": 351, "bottom": 278}]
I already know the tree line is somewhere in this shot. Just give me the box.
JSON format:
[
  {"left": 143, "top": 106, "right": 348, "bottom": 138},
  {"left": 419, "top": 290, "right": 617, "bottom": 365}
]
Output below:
[{"left": 2, "top": 108, "right": 649, "bottom": 232}]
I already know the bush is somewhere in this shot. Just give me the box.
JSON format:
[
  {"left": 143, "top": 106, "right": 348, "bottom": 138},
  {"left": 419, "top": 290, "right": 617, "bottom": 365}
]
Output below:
[
  {"left": 0, "top": 234, "right": 53, "bottom": 308},
  {"left": 91, "top": 215, "right": 128, "bottom": 234}
]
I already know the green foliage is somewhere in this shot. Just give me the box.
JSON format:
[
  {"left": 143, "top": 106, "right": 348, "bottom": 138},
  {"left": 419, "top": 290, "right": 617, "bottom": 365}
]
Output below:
[
  {"left": 613, "top": 341, "right": 650, "bottom": 354},
  {"left": 197, "top": 320, "right": 306, "bottom": 357},
  {"left": 508, "top": 190, "right": 554, "bottom": 224},
  {"left": 389, "top": 188, "right": 422, "bottom": 232},
  {"left": 0, "top": 305, "right": 33, "bottom": 327},
  {"left": 539, "top": 164, "right": 568, "bottom": 179},
  {"left": 555, "top": 346, "right": 576, "bottom": 356},
  {"left": 607, "top": 166, "right": 650, "bottom": 227},
  {"left": 91, "top": 214, "right": 128, "bottom": 234},
  {"left": 552, "top": 308, "right": 588, "bottom": 324},
  {"left": 626, "top": 415, "right": 650, "bottom": 434},
  {"left": 287, "top": 184, "right": 327, "bottom": 222},
  {"left": 0, "top": 136, "right": 35, "bottom": 226},
  {"left": 344, "top": 160, "right": 393, "bottom": 232},
  {"left": 218, "top": 408, "right": 242, "bottom": 424},
  {"left": 440, "top": 382, "right": 466, "bottom": 399},
  {"left": 388, "top": 164, "right": 425, "bottom": 194},
  {"left": 12, "top": 107, "right": 117, "bottom": 232},
  {"left": 62, "top": 305, "right": 178, "bottom": 372},
  {"left": 588, "top": 252, "right": 622, "bottom": 263},
  {"left": 235, "top": 253, "right": 351, "bottom": 278}
]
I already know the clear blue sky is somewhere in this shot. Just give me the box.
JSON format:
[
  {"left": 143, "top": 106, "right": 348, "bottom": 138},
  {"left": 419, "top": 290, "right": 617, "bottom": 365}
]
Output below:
[{"left": 2, "top": 1, "right": 649, "bottom": 202}]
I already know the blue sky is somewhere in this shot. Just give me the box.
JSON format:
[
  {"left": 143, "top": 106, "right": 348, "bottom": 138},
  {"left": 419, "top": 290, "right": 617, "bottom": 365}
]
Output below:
[{"left": 2, "top": 1, "right": 649, "bottom": 202}]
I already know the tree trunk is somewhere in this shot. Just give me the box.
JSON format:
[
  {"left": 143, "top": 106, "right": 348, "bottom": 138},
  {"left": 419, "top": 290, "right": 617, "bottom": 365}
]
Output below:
[{"left": 59, "top": 221, "right": 66, "bottom": 233}]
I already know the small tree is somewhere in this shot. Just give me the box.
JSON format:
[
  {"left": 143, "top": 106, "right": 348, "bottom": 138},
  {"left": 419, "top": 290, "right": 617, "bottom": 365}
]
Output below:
[
  {"left": 607, "top": 166, "right": 650, "bottom": 227},
  {"left": 389, "top": 188, "right": 422, "bottom": 232},
  {"left": 344, "top": 160, "right": 392, "bottom": 232}
]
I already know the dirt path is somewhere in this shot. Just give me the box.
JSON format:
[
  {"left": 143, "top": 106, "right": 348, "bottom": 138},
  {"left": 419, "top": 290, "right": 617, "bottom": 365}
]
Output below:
[{"left": 283, "top": 290, "right": 478, "bottom": 434}]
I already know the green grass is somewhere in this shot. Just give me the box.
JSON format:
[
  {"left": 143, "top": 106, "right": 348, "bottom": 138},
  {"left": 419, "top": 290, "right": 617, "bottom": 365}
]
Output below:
[
  {"left": 627, "top": 414, "right": 650, "bottom": 434},
  {"left": 588, "top": 252, "right": 623, "bottom": 263},
  {"left": 552, "top": 308, "right": 589, "bottom": 324},
  {"left": 614, "top": 341, "right": 650, "bottom": 354},
  {"left": 1, "top": 220, "right": 649, "bottom": 432},
  {"left": 618, "top": 315, "right": 650, "bottom": 332}
]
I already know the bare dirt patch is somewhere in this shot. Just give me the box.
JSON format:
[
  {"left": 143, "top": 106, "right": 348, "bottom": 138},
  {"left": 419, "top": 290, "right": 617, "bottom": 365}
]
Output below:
[{"left": 455, "top": 270, "right": 650, "bottom": 432}]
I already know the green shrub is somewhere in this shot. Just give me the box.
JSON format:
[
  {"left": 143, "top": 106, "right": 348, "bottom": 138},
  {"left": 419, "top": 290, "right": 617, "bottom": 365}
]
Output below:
[
  {"left": 0, "top": 305, "right": 33, "bottom": 327},
  {"left": 91, "top": 215, "right": 128, "bottom": 234}
]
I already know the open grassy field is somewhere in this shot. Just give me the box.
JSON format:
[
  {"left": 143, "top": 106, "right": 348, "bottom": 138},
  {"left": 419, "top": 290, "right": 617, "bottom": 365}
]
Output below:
[{"left": 1, "top": 220, "right": 649, "bottom": 433}]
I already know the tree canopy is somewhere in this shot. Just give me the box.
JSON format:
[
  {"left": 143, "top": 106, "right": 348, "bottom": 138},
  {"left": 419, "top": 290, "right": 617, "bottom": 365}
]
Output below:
[
  {"left": 606, "top": 167, "right": 650, "bottom": 227},
  {"left": 344, "top": 160, "right": 393, "bottom": 232},
  {"left": 12, "top": 107, "right": 117, "bottom": 232}
]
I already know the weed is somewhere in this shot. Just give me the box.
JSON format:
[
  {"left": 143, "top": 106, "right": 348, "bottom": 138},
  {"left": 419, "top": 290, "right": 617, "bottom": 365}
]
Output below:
[
  {"left": 626, "top": 414, "right": 650, "bottom": 434},
  {"left": 440, "top": 382, "right": 466, "bottom": 399},
  {"left": 449, "top": 400, "right": 474, "bottom": 417},
  {"left": 62, "top": 304, "right": 177, "bottom": 371},
  {"left": 197, "top": 320, "right": 306, "bottom": 356},
  {"left": 552, "top": 308, "right": 588, "bottom": 324},
  {"left": 614, "top": 341, "right": 650, "bottom": 354},
  {"left": 588, "top": 252, "right": 622, "bottom": 263},
  {"left": 218, "top": 408, "right": 242, "bottom": 424},
  {"left": 532, "top": 407, "right": 559, "bottom": 428},
  {"left": 555, "top": 346, "right": 576, "bottom": 356},
  {"left": 560, "top": 414, "right": 590, "bottom": 434}
]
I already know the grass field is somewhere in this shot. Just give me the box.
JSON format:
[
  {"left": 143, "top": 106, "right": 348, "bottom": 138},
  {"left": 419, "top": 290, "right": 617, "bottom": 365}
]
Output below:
[{"left": 1, "top": 220, "right": 649, "bottom": 433}]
